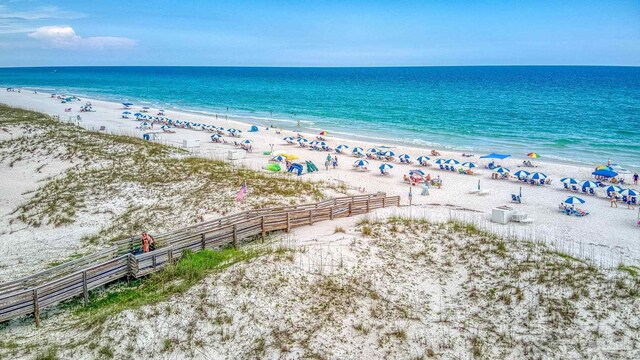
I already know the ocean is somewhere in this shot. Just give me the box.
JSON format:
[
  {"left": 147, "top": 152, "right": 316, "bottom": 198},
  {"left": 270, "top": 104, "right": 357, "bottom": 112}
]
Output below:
[{"left": 1, "top": 66, "right": 638, "bottom": 168}]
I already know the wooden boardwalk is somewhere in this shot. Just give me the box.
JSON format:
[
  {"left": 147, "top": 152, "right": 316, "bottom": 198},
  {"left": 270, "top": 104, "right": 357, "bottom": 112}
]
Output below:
[{"left": 0, "top": 193, "right": 400, "bottom": 325}]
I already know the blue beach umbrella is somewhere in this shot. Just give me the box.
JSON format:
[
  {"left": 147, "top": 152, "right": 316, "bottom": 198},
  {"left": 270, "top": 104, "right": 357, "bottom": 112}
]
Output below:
[
  {"left": 580, "top": 180, "right": 598, "bottom": 188},
  {"left": 416, "top": 156, "right": 430, "bottom": 163},
  {"left": 399, "top": 154, "right": 411, "bottom": 160},
  {"left": 297, "top": 137, "right": 308, "bottom": 143},
  {"left": 211, "top": 134, "right": 222, "bottom": 140},
  {"left": 409, "top": 169, "right": 425, "bottom": 176},
  {"left": 354, "top": 159, "right": 369, "bottom": 167},
  {"left": 133, "top": 112, "right": 143, "bottom": 117},
  {"left": 620, "top": 189, "right": 639, "bottom": 197},
  {"left": 493, "top": 167, "right": 510, "bottom": 174},
  {"left": 242, "top": 139, "right": 253, "bottom": 144},
  {"left": 560, "top": 177, "right": 578, "bottom": 184},
  {"left": 122, "top": 111, "right": 131, "bottom": 115},
  {"left": 317, "top": 141, "right": 327, "bottom": 146},
  {"left": 444, "top": 159, "right": 460, "bottom": 165},
  {"left": 382, "top": 150, "right": 396, "bottom": 157},
  {"left": 283, "top": 136, "right": 294, "bottom": 142},
  {"left": 161, "top": 125, "right": 171, "bottom": 130},
  {"left": 461, "top": 162, "right": 476, "bottom": 169},
  {"left": 368, "top": 148, "right": 381, "bottom": 154},
  {"left": 564, "top": 196, "right": 585, "bottom": 204},
  {"left": 435, "top": 158, "right": 446, "bottom": 165},
  {"left": 352, "top": 147, "right": 364, "bottom": 154},
  {"left": 309, "top": 140, "right": 319, "bottom": 145},
  {"left": 122, "top": 102, "right": 133, "bottom": 107},
  {"left": 336, "top": 144, "right": 349, "bottom": 151},
  {"left": 513, "top": 170, "right": 530, "bottom": 179},
  {"left": 528, "top": 172, "right": 547, "bottom": 180},
  {"left": 379, "top": 163, "right": 394, "bottom": 171},
  {"left": 603, "top": 185, "right": 622, "bottom": 193}
]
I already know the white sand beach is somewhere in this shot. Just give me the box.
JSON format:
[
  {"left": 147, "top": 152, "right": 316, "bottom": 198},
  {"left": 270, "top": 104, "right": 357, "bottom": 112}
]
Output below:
[{"left": 0, "top": 89, "right": 638, "bottom": 278}]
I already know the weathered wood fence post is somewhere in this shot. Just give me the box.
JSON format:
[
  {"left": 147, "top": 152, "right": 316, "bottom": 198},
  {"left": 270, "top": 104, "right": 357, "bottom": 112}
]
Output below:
[
  {"left": 32, "top": 289, "right": 40, "bottom": 327},
  {"left": 232, "top": 224, "right": 238, "bottom": 248},
  {"left": 82, "top": 271, "right": 89, "bottom": 306}
]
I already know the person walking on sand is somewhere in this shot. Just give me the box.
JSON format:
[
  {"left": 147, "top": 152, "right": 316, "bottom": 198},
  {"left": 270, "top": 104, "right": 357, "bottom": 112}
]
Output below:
[
  {"left": 332, "top": 156, "right": 338, "bottom": 169},
  {"left": 610, "top": 192, "right": 618, "bottom": 208},
  {"left": 634, "top": 172, "right": 639, "bottom": 185},
  {"left": 421, "top": 181, "right": 430, "bottom": 196}
]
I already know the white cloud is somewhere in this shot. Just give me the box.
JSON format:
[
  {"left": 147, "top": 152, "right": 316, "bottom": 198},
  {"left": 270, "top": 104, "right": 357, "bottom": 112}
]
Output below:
[{"left": 28, "top": 26, "right": 136, "bottom": 50}]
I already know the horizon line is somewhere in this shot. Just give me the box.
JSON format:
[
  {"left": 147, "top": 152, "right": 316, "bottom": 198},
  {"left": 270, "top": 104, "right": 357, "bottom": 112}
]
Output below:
[{"left": 1, "top": 64, "right": 639, "bottom": 69}]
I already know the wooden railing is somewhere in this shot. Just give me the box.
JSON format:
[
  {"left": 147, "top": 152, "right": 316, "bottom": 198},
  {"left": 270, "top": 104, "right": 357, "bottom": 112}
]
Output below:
[{"left": 0, "top": 193, "right": 400, "bottom": 325}]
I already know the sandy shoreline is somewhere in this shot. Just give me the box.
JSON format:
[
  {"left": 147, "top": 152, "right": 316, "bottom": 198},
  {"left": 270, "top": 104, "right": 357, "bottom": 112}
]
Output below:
[{"left": 0, "top": 89, "right": 638, "bottom": 268}]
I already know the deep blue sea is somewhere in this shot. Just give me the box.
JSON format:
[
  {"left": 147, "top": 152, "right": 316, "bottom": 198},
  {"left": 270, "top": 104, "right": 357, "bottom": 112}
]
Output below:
[{"left": 1, "top": 66, "right": 638, "bottom": 168}]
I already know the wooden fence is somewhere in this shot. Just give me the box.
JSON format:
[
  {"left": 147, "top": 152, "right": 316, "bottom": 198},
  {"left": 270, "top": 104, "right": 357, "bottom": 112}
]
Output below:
[{"left": 0, "top": 193, "right": 400, "bottom": 325}]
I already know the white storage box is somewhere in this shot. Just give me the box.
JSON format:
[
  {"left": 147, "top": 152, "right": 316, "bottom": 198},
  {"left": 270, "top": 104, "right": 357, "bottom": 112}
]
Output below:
[
  {"left": 491, "top": 206, "right": 514, "bottom": 224},
  {"left": 182, "top": 139, "right": 200, "bottom": 149}
]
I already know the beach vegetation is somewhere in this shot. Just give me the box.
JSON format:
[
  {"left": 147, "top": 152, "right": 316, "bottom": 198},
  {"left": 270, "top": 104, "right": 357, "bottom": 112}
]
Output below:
[{"left": 0, "top": 105, "right": 330, "bottom": 248}]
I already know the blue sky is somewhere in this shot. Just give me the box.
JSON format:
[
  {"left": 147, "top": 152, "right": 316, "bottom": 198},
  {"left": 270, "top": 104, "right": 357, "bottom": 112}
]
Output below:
[{"left": 0, "top": 0, "right": 638, "bottom": 67}]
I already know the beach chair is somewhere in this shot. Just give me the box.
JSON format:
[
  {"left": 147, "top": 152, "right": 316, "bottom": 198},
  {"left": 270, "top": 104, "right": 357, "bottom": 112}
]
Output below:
[
  {"left": 581, "top": 187, "right": 588, "bottom": 194},
  {"left": 439, "top": 165, "right": 445, "bottom": 170},
  {"left": 588, "top": 188, "right": 595, "bottom": 195},
  {"left": 511, "top": 194, "right": 521, "bottom": 204},
  {"left": 563, "top": 183, "right": 569, "bottom": 190}
]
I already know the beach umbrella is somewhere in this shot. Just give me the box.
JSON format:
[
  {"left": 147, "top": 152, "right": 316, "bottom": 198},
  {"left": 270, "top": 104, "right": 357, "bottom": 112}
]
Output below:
[
  {"left": 513, "top": 170, "right": 530, "bottom": 179},
  {"left": 133, "top": 112, "right": 143, "bottom": 117},
  {"left": 227, "top": 128, "right": 238, "bottom": 133},
  {"left": 409, "top": 169, "right": 425, "bottom": 176},
  {"left": 528, "top": 172, "right": 547, "bottom": 180},
  {"left": 141, "top": 121, "right": 149, "bottom": 126},
  {"left": 580, "top": 180, "right": 598, "bottom": 188},
  {"left": 434, "top": 158, "right": 446, "bottom": 165},
  {"left": 317, "top": 141, "right": 327, "bottom": 146},
  {"left": 444, "top": 159, "right": 460, "bottom": 165},
  {"left": 461, "top": 162, "right": 476, "bottom": 169},
  {"left": 596, "top": 165, "right": 613, "bottom": 171},
  {"left": 493, "top": 167, "right": 510, "bottom": 174},
  {"left": 560, "top": 177, "right": 578, "bottom": 184},
  {"left": 416, "top": 156, "right": 430, "bottom": 163},
  {"left": 319, "top": 131, "right": 327, "bottom": 136},
  {"left": 309, "top": 140, "right": 319, "bottom": 146},
  {"left": 354, "top": 159, "right": 369, "bottom": 167},
  {"left": 527, "top": 152, "right": 540, "bottom": 158},
  {"left": 242, "top": 139, "right": 253, "bottom": 144},
  {"left": 352, "top": 147, "right": 364, "bottom": 154},
  {"left": 161, "top": 125, "right": 171, "bottom": 130},
  {"left": 122, "top": 102, "right": 133, "bottom": 107},
  {"left": 382, "top": 151, "right": 396, "bottom": 157},
  {"left": 603, "top": 185, "right": 622, "bottom": 193},
  {"left": 271, "top": 155, "right": 286, "bottom": 162},
  {"left": 399, "top": 154, "right": 411, "bottom": 160},
  {"left": 620, "top": 189, "right": 639, "bottom": 197},
  {"left": 122, "top": 111, "right": 131, "bottom": 115},
  {"left": 336, "top": 144, "right": 349, "bottom": 151},
  {"left": 297, "top": 137, "right": 308, "bottom": 143},
  {"left": 142, "top": 106, "right": 150, "bottom": 109},
  {"left": 211, "top": 134, "right": 222, "bottom": 139},
  {"left": 283, "top": 136, "right": 294, "bottom": 142},
  {"left": 564, "top": 196, "right": 585, "bottom": 204},
  {"left": 379, "top": 163, "right": 394, "bottom": 171},
  {"left": 368, "top": 148, "right": 381, "bottom": 154}
]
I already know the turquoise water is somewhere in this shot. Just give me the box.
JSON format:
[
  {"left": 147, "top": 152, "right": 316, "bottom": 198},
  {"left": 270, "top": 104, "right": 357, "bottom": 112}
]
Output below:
[{"left": 1, "top": 66, "right": 638, "bottom": 168}]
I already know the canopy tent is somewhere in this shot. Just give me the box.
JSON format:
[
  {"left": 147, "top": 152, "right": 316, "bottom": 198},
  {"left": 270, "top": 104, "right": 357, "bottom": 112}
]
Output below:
[
  {"left": 479, "top": 153, "right": 511, "bottom": 160},
  {"left": 592, "top": 169, "right": 618, "bottom": 178},
  {"left": 249, "top": 125, "right": 259, "bottom": 132}
]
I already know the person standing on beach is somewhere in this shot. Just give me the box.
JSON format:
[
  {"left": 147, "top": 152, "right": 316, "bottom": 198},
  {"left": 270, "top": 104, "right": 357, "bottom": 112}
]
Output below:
[
  {"left": 634, "top": 172, "right": 639, "bottom": 185},
  {"left": 332, "top": 156, "right": 338, "bottom": 169},
  {"left": 421, "top": 181, "right": 429, "bottom": 196},
  {"left": 610, "top": 192, "right": 618, "bottom": 208}
]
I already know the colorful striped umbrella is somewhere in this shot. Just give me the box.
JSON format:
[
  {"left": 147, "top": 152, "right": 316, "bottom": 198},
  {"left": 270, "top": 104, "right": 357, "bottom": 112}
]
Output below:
[{"left": 527, "top": 152, "right": 540, "bottom": 158}]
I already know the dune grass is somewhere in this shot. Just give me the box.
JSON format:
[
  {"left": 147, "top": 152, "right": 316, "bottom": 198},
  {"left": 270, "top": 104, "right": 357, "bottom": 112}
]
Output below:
[{"left": 0, "top": 105, "right": 328, "bottom": 246}]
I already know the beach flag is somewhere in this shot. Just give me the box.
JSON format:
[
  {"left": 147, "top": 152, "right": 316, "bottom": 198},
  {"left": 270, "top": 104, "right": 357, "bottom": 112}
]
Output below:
[{"left": 236, "top": 182, "right": 248, "bottom": 202}]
